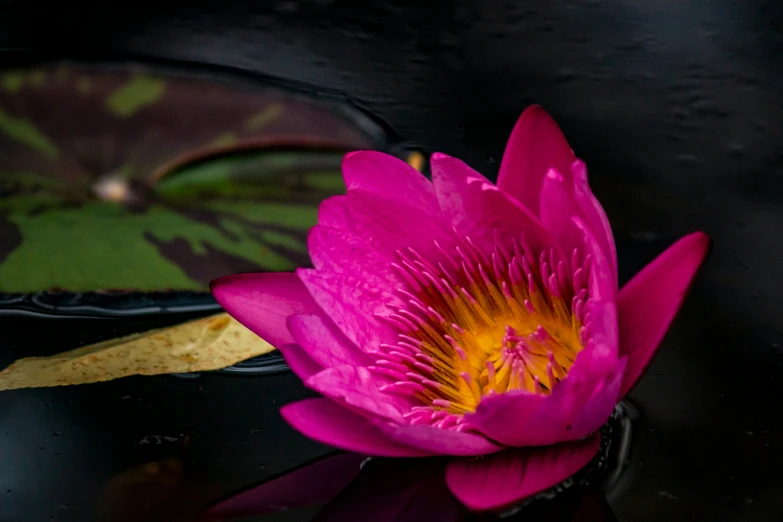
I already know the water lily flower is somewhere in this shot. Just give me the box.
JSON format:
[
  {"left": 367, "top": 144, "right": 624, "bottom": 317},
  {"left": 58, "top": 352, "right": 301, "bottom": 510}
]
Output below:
[{"left": 211, "top": 106, "right": 710, "bottom": 512}]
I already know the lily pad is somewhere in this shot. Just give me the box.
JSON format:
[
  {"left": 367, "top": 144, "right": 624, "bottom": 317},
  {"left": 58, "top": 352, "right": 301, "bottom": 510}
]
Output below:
[{"left": 0, "top": 63, "right": 385, "bottom": 315}]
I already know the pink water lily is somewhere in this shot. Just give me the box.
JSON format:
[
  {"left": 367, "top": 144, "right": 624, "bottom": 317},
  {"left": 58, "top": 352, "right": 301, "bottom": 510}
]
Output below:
[{"left": 211, "top": 106, "right": 710, "bottom": 512}]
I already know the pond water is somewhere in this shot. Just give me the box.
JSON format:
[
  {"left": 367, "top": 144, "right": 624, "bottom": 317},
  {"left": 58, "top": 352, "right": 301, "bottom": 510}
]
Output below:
[{"left": 2, "top": 1, "right": 783, "bottom": 520}]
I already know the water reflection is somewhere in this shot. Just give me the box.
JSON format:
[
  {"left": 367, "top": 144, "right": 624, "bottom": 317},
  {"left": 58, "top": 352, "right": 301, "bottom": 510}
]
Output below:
[
  {"left": 205, "top": 452, "right": 619, "bottom": 521},
  {"left": 206, "top": 403, "right": 633, "bottom": 522}
]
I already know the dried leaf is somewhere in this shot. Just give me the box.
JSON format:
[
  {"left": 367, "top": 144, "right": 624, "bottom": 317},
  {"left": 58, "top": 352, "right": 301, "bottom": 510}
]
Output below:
[{"left": 0, "top": 313, "right": 273, "bottom": 390}]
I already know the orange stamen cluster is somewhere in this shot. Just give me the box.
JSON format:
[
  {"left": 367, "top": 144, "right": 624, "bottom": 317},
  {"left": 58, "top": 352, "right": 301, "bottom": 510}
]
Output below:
[{"left": 370, "top": 233, "right": 594, "bottom": 428}]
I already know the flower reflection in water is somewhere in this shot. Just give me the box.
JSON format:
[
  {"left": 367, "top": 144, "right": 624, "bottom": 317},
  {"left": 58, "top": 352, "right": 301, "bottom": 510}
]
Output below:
[
  {"left": 206, "top": 402, "right": 633, "bottom": 521},
  {"left": 204, "top": 447, "right": 621, "bottom": 521}
]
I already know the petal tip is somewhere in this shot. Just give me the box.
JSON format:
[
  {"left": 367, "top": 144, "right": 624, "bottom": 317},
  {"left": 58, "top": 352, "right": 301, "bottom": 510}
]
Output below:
[
  {"left": 342, "top": 149, "right": 403, "bottom": 168},
  {"left": 209, "top": 272, "right": 258, "bottom": 307},
  {"left": 545, "top": 167, "right": 564, "bottom": 182},
  {"left": 520, "top": 103, "right": 546, "bottom": 117},
  {"left": 429, "top": 152, "right": 454, "bottom": 167},
  {"left": 342, "top": 149, "right": 373, "bottom": 162},
  {"left": 689, "top": 230, "right": 713, "bottom": 253}
]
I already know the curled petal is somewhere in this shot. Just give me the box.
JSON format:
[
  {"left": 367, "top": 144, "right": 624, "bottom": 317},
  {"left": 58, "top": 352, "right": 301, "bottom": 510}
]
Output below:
[
  {"left": 445, "top": 433, "right": 601, "bottom": 512},
  {"left": 497, "top": 105, "right": 576, "bottom": 216},
  {"left": 210, "top": 273, "right": 321, "bottom": 348},
  {"left": 618, "top": 232, "right": 711, "bottom": 398},
  {"left": 281, "top": 399, "right": 433, "bottom": 457}
]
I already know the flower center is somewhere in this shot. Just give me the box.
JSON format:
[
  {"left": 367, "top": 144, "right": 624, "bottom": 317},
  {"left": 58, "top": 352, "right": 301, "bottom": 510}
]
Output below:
[{"left": 371, "top": 234, "right": 593, "bottom": 423}]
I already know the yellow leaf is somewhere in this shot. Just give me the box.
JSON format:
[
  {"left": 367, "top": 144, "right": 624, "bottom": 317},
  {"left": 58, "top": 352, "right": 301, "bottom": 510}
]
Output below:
[{"left": 0, "top": 313, "right": 274, "bottom": 390}]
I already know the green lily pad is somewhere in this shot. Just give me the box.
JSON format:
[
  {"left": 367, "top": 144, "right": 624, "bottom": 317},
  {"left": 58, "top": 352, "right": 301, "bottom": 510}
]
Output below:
[{"left": 0, "top": 64, "right": 385, "bottom": 308}]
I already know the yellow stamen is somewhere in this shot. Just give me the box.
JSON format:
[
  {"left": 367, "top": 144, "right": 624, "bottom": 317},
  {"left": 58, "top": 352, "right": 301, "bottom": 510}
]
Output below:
[{"left": 383, "top": 240, "right": 590, "bottom": 415}]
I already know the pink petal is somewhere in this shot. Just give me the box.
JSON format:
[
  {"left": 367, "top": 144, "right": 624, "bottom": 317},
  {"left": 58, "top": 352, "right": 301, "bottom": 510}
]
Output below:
[
  {"left": 618, "top": 232, "right": 711, "bottom": 398},
  {"left": 567, "top": 357, "right": 626, "bottom": 437},
  {"left": 205, "top": 452, "right": 365, "bottom": 519},
  {"left": 281, "top": 399, "right": 432, "bottom": 457},
  {"left": 210, "top": 272, "right": 321, "bottom": 348},
  {"left": 342, "top": 151, "right": 438, "bottom": 213},
  {"left": 496, "top": 105, "right": 576, "bottom": 216},
  {"left": 569, "top": 216, "right": 620, "bottom": 371},
  {"left": 318, "top": 195, "right": 354, "bottom": 231},
  {"left": 298, "top": 268, "right": 398, "bottom": 351},
  {"left": 469, "top": 390, "right": 562, "bottom": 447},
  {"left": 344, "top": 188, "right": 457, "bottom": 262},
  {"left": 469, "top": 356, "right": 622, "bottom": 447},
  {"left": 305, "top": 365, "right": 413, "bottom": 422},
  {"left": 572, "top": 216, "right": 616, "bottom": 304},
  {"left": 315, "top": 458, "right": 466, "bottom": 522},
  {"left": 539, "top": 164, "right": 618, "bottom": 286},
  {"left": 539, "top": 168, "right": 585, "bottom": 265},
  {"left": 575, "top": 300, "right": 619, "bottom": 375},
  {"left": 445, "top": 433, "right": 601, "bottom": 512},
  {"left": 288, "top": 314, "right": 372, "bottom": 369},
  {"left": 279, "top": 343, "right": 323, "bottom": 380},
  {"left": 571, "top": 160, "right": 618, "bottom": 283},
  {"left": 308, "top": 225, "right": 399, "bottom": 289},
  {"left": 430, "top": 152, "right": 555, "bottom": 256},
  {"left": 373, "top": 421, "right": 504, "bottom": 457}
]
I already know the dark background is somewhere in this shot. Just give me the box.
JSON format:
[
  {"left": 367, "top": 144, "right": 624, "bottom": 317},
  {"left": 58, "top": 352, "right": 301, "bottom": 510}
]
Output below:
[{"left": 1, "top": 1, "right": 782, "bottom": 520}]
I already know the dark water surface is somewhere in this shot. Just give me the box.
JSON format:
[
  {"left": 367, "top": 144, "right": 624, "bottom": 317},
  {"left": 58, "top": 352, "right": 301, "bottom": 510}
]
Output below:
[{"left": 2, "top": 0, "right": 783, "bottom": 520}]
